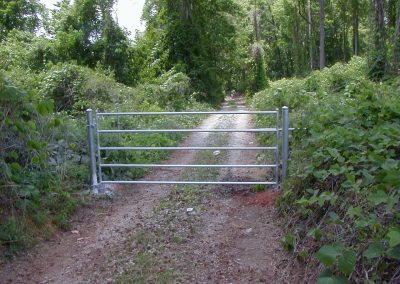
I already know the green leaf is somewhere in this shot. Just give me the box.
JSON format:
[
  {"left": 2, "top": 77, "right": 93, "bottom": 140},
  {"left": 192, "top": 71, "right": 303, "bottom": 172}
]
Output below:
[
  {"left": 368, "top": 153, "right": 385, "bottom": 164},
  {"left": 37, "top": 100, "right": 54, "bottom": 115},
  {"left": 53, "top": 118, "right": 62, "bottom": 127},
  {"left": 386, "top": 246, "right": 400, "bottom": 259},
  {"left": 368, "top": 190, "right": 388, "bottom": 206},
  {"left": 8, "top": 151, "right": 19, "bottom": 160},
  {"left": 317, "top": 270, "right": 349, "bottom": 284},
  {"left": 27, "top": 140, "right": 41, "bottom": 150},
  {"left": 298, "top": 250, "right": 309, "bottom": 259},
  {"left": 346, "top": 206, "right": 362, "bottom": 218},
  {"left": 316, "top": 244, "right": 342, "bottom": 266},
  {"left": 27, "top": 120, "right": 36, "bottom": 130},
  {"left": 32, "top": 156, "right": 40, "bottom": 164},
  {"left": 383, "top": 170, "right": 400, "bottom": 185},
  {"left": 386, "top": 229, "right": 400, "bottom": 248},
  {"left": 9, "top": 162, "right": 21, "bottom": 172},
  {"left": 307, "top": 228, "right": 324, "bottom": 241},
  {"left": 326, "top": 148, "right": 345, "bottom": 163},
  {"left": 314, "top": 170, "right": 329, "bottom": 180},
  {"left": 328, "top": 212, "right": 341, "bottom": 223},
  {"left": 317, "top": 276, "right": 349, "bottom": 284},
  {"left": 363, "top": 242, "right": 385, "bottom": 259},
  {"left": 381, "top": 159, "right": 398, "bottom": 170},
  {"left": 338, "top": 250, "right": 356, "bottom": 276}
]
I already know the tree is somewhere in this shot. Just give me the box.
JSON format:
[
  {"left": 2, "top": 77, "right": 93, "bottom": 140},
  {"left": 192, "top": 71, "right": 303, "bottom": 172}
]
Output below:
[
  {"left": 319, "top": 0, "right": 325, "bottom": 69},
  {"left": 0, "top": 0, "right": 44, "bottom": 40},
  {"left": 51, "top": 0, "right": 133, "bottom": 84},
  {"left": 369, "top": 0, "right": 386, "bottom": 79},
  {"left": 251, "top": 0, "right": 268, "bottom": 91},
  {"left": 352, "top": 0, "right": 359, "bottom": 55},
  {"left": 307, "top": 0, "right": 314, "bottom": 69},
  {"left": 142, "top": 0, "right": 240, "bottom": 103},
  {"left": 393, "top": 0, "right": 400, "bottom": 73}
]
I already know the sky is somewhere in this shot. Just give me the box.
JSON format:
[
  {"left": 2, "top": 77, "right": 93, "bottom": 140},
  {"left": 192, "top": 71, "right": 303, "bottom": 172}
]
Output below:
[{"left": 40, "top": 0, "right": 146, "bottom": 36}]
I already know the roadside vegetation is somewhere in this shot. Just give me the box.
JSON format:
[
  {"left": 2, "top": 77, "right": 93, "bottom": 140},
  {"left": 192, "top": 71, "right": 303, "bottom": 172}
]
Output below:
[
  {"left": 252, "top": 58, "right": 400, "bottom": 283},
  {"left": 1, "top": 1, "right": 399, "bottom": 283}
]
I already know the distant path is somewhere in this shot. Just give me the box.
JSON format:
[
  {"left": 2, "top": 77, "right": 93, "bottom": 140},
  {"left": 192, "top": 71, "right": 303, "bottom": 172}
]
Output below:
[{"left": 0, "top": 96, "right": 304, "bottom": 283}]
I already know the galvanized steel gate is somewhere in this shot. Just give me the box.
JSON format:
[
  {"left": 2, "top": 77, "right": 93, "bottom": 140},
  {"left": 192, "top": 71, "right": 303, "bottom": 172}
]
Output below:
[{"left": 86, "top": 107, "right": 290, "bottom": 193}]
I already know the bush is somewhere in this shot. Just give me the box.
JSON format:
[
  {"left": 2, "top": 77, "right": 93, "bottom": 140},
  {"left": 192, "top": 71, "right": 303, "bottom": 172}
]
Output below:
[
  {"left": 252, "top": 57, "right": 400, "bottom": 282},
  {"left": 0, "top": 63, "right": 209, "bottom": 256},
  {"left": 0, "top": 72, "right": 84, "bottom": 255}
]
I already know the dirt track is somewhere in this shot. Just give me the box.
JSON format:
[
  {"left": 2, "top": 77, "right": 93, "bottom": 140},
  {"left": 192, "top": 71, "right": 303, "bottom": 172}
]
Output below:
[{"left": 0, "top": 97, "right": 305, "bottom": 283}]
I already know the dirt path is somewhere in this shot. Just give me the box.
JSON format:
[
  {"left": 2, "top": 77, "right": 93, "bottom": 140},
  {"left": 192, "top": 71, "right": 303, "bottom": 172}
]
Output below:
[{"left": 0, "top": 97, "right": 304, "bottom": 283}]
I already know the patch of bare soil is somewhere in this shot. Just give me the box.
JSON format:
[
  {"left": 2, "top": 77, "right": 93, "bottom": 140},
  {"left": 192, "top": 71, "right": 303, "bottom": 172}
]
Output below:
[{"left": 0, "top": 97, "right": 306, "bottom": 283}]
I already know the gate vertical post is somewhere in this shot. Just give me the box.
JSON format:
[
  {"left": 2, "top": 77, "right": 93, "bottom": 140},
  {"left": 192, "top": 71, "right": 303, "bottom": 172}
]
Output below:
[
  {"left": 282, "top": 106, "right": 289, "bottom": 182},
  {"left": 86, "top": 109, "right": 98, "bottom": 194},
  {"left": 275, "top": 109, "right": 280, "bottom": 186}
]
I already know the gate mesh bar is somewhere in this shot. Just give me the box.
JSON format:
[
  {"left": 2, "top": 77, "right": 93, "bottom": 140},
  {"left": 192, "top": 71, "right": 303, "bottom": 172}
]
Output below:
[
  {"left": 97, "top": 111, "right": 278, "bottom": 116},
  {"left": 98, "top": 128, "right": 276, "bottom": 133},
  {"left": 99, "top": 146, "right": 277, "bottom": 151},
  {"left": 100, "top": 164, "right": 277, "bottom": 168},
  {"left": 101, "top": 181, "right": 277, "bottom": 185}
]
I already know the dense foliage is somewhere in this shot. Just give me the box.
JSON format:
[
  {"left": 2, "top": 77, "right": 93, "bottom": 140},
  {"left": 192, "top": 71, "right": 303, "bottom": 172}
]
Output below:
[
  {"left": 0, "top": 0, "right": 210, "bottom": 255},
  {"left": 0, "top": 3, "right": 399, "bottom": 281},
  {"left": 252, "top": 58, "right": 400, "bottom": 282}
]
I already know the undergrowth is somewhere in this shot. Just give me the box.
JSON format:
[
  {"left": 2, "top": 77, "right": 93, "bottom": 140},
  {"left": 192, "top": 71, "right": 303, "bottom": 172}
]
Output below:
[
  {"left": 252, "top": 57, "right": 400, "bottom": 283},
  {"left": 0, "top": 63, "right": 209, "bottom": 257}
]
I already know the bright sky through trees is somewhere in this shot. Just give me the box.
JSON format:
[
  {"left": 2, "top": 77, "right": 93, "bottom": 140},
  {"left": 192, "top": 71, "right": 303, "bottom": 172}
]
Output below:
[{"left": 40, "top": 0, "right": 146, "bottom": 35}]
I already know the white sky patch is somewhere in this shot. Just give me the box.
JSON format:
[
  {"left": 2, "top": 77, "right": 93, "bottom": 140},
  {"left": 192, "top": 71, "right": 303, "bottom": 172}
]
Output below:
[{"left": 40, "top": 0, "right": 146, "bottom": 37}]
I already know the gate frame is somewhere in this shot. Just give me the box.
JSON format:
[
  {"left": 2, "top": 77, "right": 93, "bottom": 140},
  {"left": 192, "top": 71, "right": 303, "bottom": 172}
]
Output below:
[{"left": 86, "top": 107, "right": 289, "bottom": 193}]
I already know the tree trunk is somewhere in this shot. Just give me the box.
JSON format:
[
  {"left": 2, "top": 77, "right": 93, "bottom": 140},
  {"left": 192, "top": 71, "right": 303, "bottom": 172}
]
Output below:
[
  {"left": 267, "top": 3, "right": 284, "bottom": 77},
  {"left": 253, "top": 0, "right": 260, "bottom": 41},
  {"left": 308, "top": 0, "right": 314, "bottom": 69},
  {"left": 394, "top": 0, "right": 400, "bottom": 72},
  {"left": 370, "top": 0, "right": 386, "bottom": 79},
  {"left": 352, "top": 0, "right": 359, "bottom": 55},
  {"left": 319, "top": 0, "right": 325, "bottom": 69}
]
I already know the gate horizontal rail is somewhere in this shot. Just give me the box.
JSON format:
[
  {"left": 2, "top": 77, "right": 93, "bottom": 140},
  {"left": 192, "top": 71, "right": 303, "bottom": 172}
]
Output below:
[
  {"left": 86, "top": 108, "right": 290, "bottom": 193},
  {"left": 101, "top": 181, "right": 277, "bottom": 185},
  {"left": 99, "top": 146, "right": 277, "bottom": 151},
  {"left": 100, "top": 164, "right": 278, "bottom": 168},
  {"left": 97, "top": 110, "right": 278, "bottom": 116},
  {"left": 98, "top": 128, "right": 276, "bottom": 133}
]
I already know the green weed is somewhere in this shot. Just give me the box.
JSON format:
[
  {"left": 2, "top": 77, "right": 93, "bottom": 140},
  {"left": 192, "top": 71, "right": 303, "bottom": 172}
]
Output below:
[{"left": 252, "top": 57, "right": 400, "bottom": 282}]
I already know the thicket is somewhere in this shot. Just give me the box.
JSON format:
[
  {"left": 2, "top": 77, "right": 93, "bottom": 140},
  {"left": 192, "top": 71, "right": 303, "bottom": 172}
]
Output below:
[
  {"left": 0, "top": 31, "right": 207, "bottom": 256},
  {"left": 252, "top": 57, "right": 400, "bottom": 283}
]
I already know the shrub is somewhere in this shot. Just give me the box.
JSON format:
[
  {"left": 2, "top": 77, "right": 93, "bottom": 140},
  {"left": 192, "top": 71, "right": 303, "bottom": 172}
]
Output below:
[
  {"left": 0, "top": 72, "right": 82, "bottom": 255},
  {"left": 252, "top": 57, "right": 400, "bottom": 282}
]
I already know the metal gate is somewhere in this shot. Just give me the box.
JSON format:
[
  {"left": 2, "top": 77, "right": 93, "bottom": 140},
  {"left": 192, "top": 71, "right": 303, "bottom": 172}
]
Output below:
[{"left": 86, "top": 107, "right": 290, "bottom": 193}]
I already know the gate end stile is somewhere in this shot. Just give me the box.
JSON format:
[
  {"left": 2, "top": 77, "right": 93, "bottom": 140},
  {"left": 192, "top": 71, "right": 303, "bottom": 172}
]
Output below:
[
  {"left": 86, "top": 109, "right": 99, "bottom": 194},
  {"left": 281, "top": 106, "right": 289, "bottom": 183}
]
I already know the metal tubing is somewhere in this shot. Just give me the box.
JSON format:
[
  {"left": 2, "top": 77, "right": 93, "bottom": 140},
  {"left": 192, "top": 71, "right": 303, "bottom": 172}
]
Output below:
[
  {"left": 99, "top": 146, "right": 277, "bottom": 151},
  {"left": 97, "top": 111, "right": 278, "bottom": 116},
  {"left": 100, "top": 164, "right": 277, "bottom": 168},
  {"left": 282, "top": 106, "right": 289, "bottom": 182},
  {"left": 95, "top": 112, "right": 102, "bottom": 183},
  {"left": 98, "top": 128, "right": 277, "bottom": 133},
  {"left": 275, "top": 109, "right": 280, "bottom": 186},
  {"left": 86, "top": 109, "right": 98, "bottom": 193},
  {"left": 101, "top": 181, "right": 277, "bottom": 185}
]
